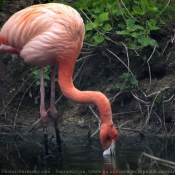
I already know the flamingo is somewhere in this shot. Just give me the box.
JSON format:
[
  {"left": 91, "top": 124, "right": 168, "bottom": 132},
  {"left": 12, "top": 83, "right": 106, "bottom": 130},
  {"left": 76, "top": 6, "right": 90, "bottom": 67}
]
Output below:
[{"left": 0, "top": 3, "right": 118, "bottom": 156}]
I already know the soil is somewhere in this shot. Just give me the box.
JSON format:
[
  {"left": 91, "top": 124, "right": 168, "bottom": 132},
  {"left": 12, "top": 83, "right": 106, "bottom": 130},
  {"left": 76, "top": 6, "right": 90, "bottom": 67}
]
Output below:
[{"left": 1, "top": 0, "right": 175, "bottom": 144}]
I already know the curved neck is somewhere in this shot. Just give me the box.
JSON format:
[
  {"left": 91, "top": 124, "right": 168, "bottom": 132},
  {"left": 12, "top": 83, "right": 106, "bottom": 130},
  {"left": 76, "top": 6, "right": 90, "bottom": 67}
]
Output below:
[{"left": 57, "top": 58, "right": 113, "bottom": 124}]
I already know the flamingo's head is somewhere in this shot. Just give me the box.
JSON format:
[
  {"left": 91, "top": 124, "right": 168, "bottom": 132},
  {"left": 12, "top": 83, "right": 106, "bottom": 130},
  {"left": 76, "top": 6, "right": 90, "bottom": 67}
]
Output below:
[{"left": 100, "top": 123, "right": 118, "bottom": 156}]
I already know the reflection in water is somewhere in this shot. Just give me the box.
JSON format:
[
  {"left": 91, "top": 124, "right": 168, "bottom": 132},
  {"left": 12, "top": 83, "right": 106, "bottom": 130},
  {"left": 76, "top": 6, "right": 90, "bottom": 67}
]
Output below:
[
  {"left": 0, "top": 135, "right": 175, "bottom": 174},
  {"left": 103, "top": 155, "right": 120, "bottom": 175}
]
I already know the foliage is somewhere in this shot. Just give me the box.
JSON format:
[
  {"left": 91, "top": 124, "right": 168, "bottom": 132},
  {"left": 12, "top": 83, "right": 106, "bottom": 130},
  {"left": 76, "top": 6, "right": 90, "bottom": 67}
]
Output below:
[
  {"left": 69, "top": 0, "right": 175, "bottom": 96},
  {"left": 71, "top": 0, "right": 173, "bottom": 53},
  {"left": 29, "top": 0, "right": 175, "bottom": 86},
  {"left": 116, "top": 73, "right": 138, "bottom": 90},
  {"left": 0, "top": 1, "right": 7, "bottom": 9},
  {"left": 155, "top": 93, "right": 163, "bottom": 106},
  {"left": 116, "top": 0, "right": 161, "bottom": 50},
  {"left": 31, "top": 66, "right": 50, "bottom": 87},
  {"left": 73, "top": 0, "right": 116, "bottom": 45}
]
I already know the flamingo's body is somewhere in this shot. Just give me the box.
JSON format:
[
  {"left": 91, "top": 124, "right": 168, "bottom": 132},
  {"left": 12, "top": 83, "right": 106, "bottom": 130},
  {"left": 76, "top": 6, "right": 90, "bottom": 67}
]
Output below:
[{"left": 0, "top": 3, "right": 118, "bottom": 155}]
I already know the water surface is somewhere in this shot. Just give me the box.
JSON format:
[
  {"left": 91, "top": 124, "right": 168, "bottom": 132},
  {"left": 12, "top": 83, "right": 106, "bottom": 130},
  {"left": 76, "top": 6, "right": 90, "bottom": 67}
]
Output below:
[{"left": 0, "top": 133, "right": 175, "bottom": 175}]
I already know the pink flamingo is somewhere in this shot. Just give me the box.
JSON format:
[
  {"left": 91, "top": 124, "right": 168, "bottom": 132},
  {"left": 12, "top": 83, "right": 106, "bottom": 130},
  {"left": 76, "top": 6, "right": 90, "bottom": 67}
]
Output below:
[{"left": 0, "top": 3, "right": 118, "bottom": 156}]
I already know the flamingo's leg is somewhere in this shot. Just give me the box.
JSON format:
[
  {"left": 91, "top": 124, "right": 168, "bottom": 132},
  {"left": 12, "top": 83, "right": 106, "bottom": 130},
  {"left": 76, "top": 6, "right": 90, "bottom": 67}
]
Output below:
[
  {"left": 40, "top": 67, "right": 49, "bottom": 156},
  {"left": 50, "top": 65, "right": 62, "bottom": 153}
]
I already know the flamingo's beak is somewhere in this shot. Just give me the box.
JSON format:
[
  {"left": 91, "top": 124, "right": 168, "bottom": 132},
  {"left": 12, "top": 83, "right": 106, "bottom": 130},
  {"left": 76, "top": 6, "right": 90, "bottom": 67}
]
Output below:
[{"left": 103, "top": 140, "right": 115, "bottom": 156}]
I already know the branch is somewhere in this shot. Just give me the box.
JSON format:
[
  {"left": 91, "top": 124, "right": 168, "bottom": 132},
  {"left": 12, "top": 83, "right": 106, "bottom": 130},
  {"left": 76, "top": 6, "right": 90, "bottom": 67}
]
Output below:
[
  {"left": 138, "top": 152, "right": 175, "bottom": 169},
  {"left": 89, "top": 106, "right": 101, "bottom": 138},
  {"left": 146, "top": 46, "right": 156, "bottom": 92}
]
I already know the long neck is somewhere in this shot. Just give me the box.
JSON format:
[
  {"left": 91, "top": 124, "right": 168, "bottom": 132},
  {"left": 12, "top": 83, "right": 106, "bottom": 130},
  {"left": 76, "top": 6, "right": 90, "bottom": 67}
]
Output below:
[{"left": 57, "top": 58, "right": 113, "bottom": 124}]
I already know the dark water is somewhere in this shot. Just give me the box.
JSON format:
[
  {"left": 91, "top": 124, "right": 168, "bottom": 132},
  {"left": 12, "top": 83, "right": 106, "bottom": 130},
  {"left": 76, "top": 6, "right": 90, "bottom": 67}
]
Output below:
[{"left": 0, "top": 133, "right": 175, "bottom": 175}]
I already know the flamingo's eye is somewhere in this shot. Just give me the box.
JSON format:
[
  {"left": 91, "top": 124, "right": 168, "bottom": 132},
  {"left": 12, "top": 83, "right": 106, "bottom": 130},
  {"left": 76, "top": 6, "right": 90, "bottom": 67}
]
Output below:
[
  {"left": 105, "top": 135, "right": 111, "bottom": 141},
  {"left": 110, "top": 124, "right": 114, "bottom": 128}
]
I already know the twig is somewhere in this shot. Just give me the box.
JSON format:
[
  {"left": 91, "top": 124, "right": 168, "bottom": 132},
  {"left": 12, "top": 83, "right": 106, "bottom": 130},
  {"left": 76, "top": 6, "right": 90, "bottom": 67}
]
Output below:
[
  {"left": 89, "top": 106, "right": 101, "bottom": 138},
  {"left": 0, "top": 71, "right": 34, "bottom": 117},
  {"left": 15, "top": 141, "right": 26, "bottom": 166},
  {"left": 149, "top": 92, "right": 160, "bottom": 118},
  {"left": 145, "top": 46, "right": 156, "bottom": 92},
  {"left": 2, "top": 100, "right": 7, "bottom": 122},
  {"left": 126, "top": 163, "right": 132, "bottom": 175},
  {"left": 153, "top": 112, "right": 162, "bottom": 135},
  {"left": 162, "top": 96, "right": 167, "bottom": 134},
  {"left": 109, "top": 91, "right": 123, "bottom": 103},
  {"left": 0, "top": 125, "right": 27, "bottom": 128},
  {"left": 77, "top": 57, "right": 88, "bottom": 86},
  {"left": 157, "top": 0, "right": 171, "bottom": 18},
  {"left": 117, "top": 127, "right": 145, "bottom": 139},
  {"left": 14, "top": 80, "right": 36, "bottom": 128},
  {"left": 15, "top": 132, "right": 27, "bottom": 141},
  {"left": 119, "top": 120, "right": 132, "bottom": 128},
  {"left": 80, "top": 10, "right": 122, "bottom": 46},
  {"left": 106, "top": 48, "right": 133, "bottom": 75},
  {"left": 131, "top": 91, "right": 150, "bottom": 104},
  {"left": 142, "top": 105, "right": 151, "bottom": 129},
  {"left": 164, "top": 94, "right": 175, "bottom": 103},
  {"left": 32, "top": 140, "right": 44, "bottom": 147},
  {"left": 139, "top": 112, "right": 161, "bottom": 135},
  {"left": 140, "top": 86, "right": 170, "bottom": 98},
  {"left": 113, "top": 110, "right": 140, "bottom": 116},
  {"left": 77, "top": 53, "right": 97, "bottom": 62},
  {"left": 119, "top": 0, "right": 139, "bottom": 22},
  {"left": 138, "top": 152, "right": 175, "bottom": 169},
  {"left": 137, "top": 101, "right": 144, "bottom": 121},
  {"left": 118, "top": 120, "right": 132, "bottom": 135}
]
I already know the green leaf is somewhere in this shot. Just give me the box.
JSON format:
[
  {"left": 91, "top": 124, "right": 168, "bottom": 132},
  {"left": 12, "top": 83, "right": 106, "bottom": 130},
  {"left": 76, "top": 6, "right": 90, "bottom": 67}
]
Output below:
[
  {"left": 84, "top": 31, "right": 92, "bottom": 39},
  {"left": 126, "top": 19, "right": 137, "bottom": 32},
  {"left": 126, "top": 18, "right": 136, "bottom": 26},
  {"left": 99, "top": 12, "right": 109, "bottom": 22},
  {"left": 118, "top": 23, "right": 125, "bottom": 29},
  {"left": 147, "top": 19, "right": 159, "bottom": 30},
  {"left": 132, "top": 6, "right": 145, "bottom": 15},
  {"left": 117, "top": 30, "right": 130, "bottom": 35},
  {"left": 44, "top": 74, "right": 50, "bottom": 80},
  {"left": 85, "top": 23, "right": 94, "bottom": 31},
  {"left": 140, "top": 0, "right": 157, "bottom": 12},
  {"left": 36, "top": 81, "right": 40, "bottom": 86},
  {"left": 93, "top": 1, "right": 101, "bottom": 7},
  {"left": 103, "top": 23, "right": 112, "bottom": 31},
  {"left": 93, "top": 21, "right": 103, "bottom": 27},
  {"left": 138, "top": 37, "right": 158, "bottom": 47},
  {"left": 132, "top": 25, "right": 144, "bottom": 31},
  {"left": 32, "top": 70, "right": 38, "bottom": 75},
  {"left": 120, "top": 73, "right": 129, "bottom": 79},
  {"left": 116, "top": 83, "right": 124, "bottom": 90},
  {"left": 93, "top": 7, "right": 101, "bottom": 14},
  {"left": 138, "top": 36, "right": 150, "bottom": 46},
  {"left": 129, "top": 75, "right": 138, "bottom": 85},
  {"left": 131, "top": 32, "right": 139, "bottom": 38},
  {"left": 140, "top": 0, "right": 148, "bottom": 8},
  {"left": 128, "top": 42, "right": 141, "bottom": 49},
  {"left": 149, "top": 39, "right": 158, "bottom": 47},
  {"left": 93, "top": 34, "right": 104, "bottom": 43},
  {"left": 142, "top": 55, "right": 147, "bottom": 61}
]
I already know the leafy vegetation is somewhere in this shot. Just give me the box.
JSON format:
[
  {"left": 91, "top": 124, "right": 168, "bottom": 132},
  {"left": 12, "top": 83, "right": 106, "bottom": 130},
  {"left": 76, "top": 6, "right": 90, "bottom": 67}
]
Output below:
[
  {"left": 116, "top": 72, "right": 138, "bottom": 90},
  {"left": 72, "top": 0, "right": 171, "bottom": 51},
  {"left": 70, "top": 0, "right": 175, "bottom": 90},
  {"left": 31, "top": 66, "right": 50, "bottom": 86},
  {"left": 27, "top": 0, "right": 175, "bottom": 90}
]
